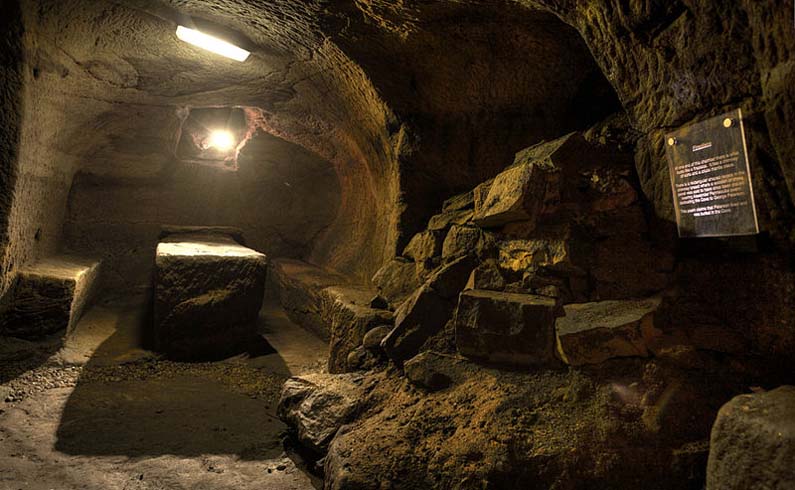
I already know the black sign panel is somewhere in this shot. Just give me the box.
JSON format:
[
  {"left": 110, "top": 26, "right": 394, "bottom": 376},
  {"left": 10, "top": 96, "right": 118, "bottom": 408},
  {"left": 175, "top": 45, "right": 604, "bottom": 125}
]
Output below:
[{"left": 664, "top": 109, "right": 759, "bottom": 237}]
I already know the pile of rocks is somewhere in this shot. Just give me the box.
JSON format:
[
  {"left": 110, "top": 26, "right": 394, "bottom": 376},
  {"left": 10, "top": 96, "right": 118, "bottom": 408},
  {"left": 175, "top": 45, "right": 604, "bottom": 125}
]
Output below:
[{"left": 371, "top": 132, "right": 675, "bottom": 370}]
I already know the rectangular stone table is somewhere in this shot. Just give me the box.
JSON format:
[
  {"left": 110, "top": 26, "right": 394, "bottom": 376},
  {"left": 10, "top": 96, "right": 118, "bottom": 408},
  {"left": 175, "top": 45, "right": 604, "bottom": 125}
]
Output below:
[{"left": 153, "top": 233, "right": 267, "bottom": 360}]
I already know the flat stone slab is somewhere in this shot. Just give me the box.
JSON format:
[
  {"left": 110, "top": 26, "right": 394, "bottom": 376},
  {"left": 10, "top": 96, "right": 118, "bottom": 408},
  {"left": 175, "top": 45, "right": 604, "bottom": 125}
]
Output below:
[
  {"left": 455, "top": 289, "right": 557, "bottom": 367},
  {"left": 707, "top": 386, "right": 795, "bottom": 490},
  {"left": 1, "top": 255, "right": 101, "bottom": 338},
  {"left": 555, "top": 297, "right": 660, "bottom": 366},
  {"left": 154, "top": 233, "right": 267, "bottom": 360}
]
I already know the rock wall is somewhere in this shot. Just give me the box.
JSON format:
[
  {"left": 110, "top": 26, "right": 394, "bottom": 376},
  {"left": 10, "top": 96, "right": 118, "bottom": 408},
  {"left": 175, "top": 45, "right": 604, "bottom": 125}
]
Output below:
[
  {"left": 0, "top": 0, "right": 25, "bottom": 300},
  {"left": 0, "top": 1, "right": 89, "bottom": 303},
  {"left": 65, "top": 130, "right": 340, "bottom": 290},
  {"left": 527, "top": 0, "right": 795, "bottom": 235}
]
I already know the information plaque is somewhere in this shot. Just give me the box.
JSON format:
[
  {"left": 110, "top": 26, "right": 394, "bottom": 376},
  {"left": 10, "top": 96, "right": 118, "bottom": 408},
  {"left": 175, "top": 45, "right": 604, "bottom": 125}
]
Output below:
[{"left": 664, "top": 108, "right": 759, "bottom": 237}]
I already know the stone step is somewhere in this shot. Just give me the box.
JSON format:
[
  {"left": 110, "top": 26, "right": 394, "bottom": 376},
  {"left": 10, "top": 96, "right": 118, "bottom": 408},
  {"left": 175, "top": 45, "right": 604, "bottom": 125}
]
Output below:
[
  {"left": 1, "top": 255, "right": 101, "bottom": 339},
  {"left": 270, "top": 258, "right": 392, "bottom": 373},
  {"left": 153, "top": 233, "right": 267, "bottom": 361}
]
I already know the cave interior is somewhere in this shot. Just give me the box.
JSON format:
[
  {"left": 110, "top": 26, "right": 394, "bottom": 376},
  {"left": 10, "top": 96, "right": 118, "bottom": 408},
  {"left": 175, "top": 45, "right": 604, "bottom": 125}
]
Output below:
[{"left": 0, "top": 1, "right": 794, "bottom": 489}]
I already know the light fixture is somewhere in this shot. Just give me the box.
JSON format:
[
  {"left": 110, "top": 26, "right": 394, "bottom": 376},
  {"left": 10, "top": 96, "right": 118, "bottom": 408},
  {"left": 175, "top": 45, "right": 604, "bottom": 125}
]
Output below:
[
  {"left": 176, "top": 26, "right": 250, "bottom": 62},
  {"left": 207, "top": 130, "right": 236, "bottom": 151}
]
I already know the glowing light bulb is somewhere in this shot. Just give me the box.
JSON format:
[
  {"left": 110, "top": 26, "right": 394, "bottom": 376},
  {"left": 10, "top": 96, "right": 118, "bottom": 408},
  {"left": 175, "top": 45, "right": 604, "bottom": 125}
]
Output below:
[
  {"left": 207, "top": 130, "right": 235, "bottom": 151},
  {"left": 176, "top": 26, "right": 250, "bottom": 62}
]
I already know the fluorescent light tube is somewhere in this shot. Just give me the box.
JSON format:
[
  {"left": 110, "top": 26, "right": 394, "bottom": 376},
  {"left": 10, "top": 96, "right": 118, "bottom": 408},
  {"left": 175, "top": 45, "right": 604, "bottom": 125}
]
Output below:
[{"left": 176, "top": 26, "right": 250, "bottom": 62}]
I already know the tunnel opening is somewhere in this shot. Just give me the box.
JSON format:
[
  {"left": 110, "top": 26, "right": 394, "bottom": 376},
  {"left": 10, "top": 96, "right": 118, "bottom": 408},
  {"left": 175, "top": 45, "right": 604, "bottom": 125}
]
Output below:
[
  {"left": 175, "top": 106, "right": 251, "bottom": 170},
  {"left": 1, "top": 1, "right": 794, "bottom": 490}
]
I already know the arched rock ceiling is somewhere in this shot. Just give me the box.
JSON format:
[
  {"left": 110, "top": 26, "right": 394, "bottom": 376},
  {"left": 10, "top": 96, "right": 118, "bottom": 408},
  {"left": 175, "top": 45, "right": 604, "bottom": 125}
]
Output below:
[{"left": 24, "top": 0, "right": 617, "bottom": 281}]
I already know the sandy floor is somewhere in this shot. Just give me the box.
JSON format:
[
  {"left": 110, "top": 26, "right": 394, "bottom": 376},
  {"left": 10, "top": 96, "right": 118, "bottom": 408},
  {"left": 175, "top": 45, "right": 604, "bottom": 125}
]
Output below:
[{"left": 0, "top": 295, "right": 327, "bottom": 490}]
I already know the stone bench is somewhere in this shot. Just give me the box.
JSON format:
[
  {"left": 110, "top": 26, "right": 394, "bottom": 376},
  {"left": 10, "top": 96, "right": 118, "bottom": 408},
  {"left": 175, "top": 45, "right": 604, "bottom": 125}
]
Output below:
[
  {"left": 153, "top": 232, "right": 267, "bottom": 361},
  {"left": 269, "top": 258, "right": 392, "bottom": 373},
  {"left": 0, "top": 255, "right": 101, "bottom": 339}
]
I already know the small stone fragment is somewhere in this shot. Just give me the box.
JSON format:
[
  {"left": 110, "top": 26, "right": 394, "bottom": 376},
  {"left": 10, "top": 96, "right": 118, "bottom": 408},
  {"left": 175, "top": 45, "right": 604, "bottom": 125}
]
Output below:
[
  {"left": 404, "top": 351, "right": 453, "bottom": 391},
  {"left": 362, "top": 325, "right": 392, "bottom": 351}
]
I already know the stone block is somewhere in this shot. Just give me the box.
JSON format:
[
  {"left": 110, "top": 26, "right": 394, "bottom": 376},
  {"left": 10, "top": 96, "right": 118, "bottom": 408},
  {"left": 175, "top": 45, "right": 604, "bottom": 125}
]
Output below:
[
  {"left": 154, "top": 233, "right": 267, "bottom": 360},
  {"left": 371, "top": 258, "right": 419, "bottom": 306},
  {"left": 464, "top": 260, "right": 506, "bottom": 291},
  {"left": 323, "top": 285, "right": 393, "bottom": 373},
  {"left": 555, "top": 297, "right": 661, "bottom": 366},
  {"left": 441, "top": 224, "right": 481, "bottom": 260},
  {"left": 0, "top": 255, "right": 101, "bottom": 338},
  {"left": 402, "top": 230, "right": 444, "bottom": 262},
  {"left": 277, "top": 373, "right": 365, "bottom": 454},
  {"left": 707, "top": 386, "right": 795, "bottom": 490},
  {"left": 442, "top": 190, "right": 474, "bottom": 212},
  {"left": 455, "top": 289, "right": 557, "bottom": 367},
  {"left": 427, "top": 209, "right": 473, "bottom": 231},
  {"left": 497, "top": 230, "right": 584, "bottom": 276},
  {"left": 382, "top": 256, "right": 474, "bottom": 364},
  {"left": 471, "top": 134, "right": 590, "bottom": 229}
]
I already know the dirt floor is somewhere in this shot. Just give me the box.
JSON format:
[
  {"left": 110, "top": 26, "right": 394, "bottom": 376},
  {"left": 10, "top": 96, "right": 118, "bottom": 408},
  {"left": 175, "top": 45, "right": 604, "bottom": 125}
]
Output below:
[{"left": 0, "top": 295, "right": 327, "bottom": 490}]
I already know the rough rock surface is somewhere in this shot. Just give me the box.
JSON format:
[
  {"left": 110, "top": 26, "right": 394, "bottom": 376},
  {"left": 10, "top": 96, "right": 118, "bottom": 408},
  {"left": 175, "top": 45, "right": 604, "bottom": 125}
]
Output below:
[
  {"left": 153, "top": 233, "right": 267, "bottom": 360},
  {"left": 362, "top": 325, "right": 391, "bottom": 351},
  {"left": 382, "top": 256, "right": 475, "bottom": 364},
  {"left": 277, "top": 373, "right": 366, "bottom": 454},
  {"left": 442, "top": 191, "right": 473, "bottom": 212},
  {"left": 707, "top": 386, "right": 795, "bottom": 490},
  {"left": 473, "top": 134, "right": 596, "bottom": 226},
  {"left": 455, "top": 289, "right": 558, "bottom": 367},
  {"left": 555, "top": 297, "right": 662, "bottom": 366},
  {"left": 404, "top": 351, "right": 457, "bottom": 392},
  {"left": 323, "top": 286, "right": 393, "bottom": 373},
  {"left": 371, "top": 258, "right": 420, "bottom": 307},
  {"left": 0, "top": 255, "right": 100, "bottom": 338},
  {"left": 270, "top": 258, "right": 392, "bottom": 372},
  {"left": 269, "top": 258, "right": 350, "bottom": 340},
  {"left": 441, "top": 224, "right": 481, "bottom": 260},
  {"left": 321, "top": 355, "right": 740, "bottom": 490},
  {"left": 464, "top": 260, "right": 506, "bottom": 291},
  {"left": 402, "top": 230, "right": 444, "bottom": 263}
]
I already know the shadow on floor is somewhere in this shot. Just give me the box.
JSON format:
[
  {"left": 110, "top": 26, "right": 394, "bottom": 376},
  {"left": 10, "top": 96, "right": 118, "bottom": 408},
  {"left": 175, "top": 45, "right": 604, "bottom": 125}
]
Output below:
[
  {"left": 52, "top": 296, "right": 310, "bottom": 460},
  {"left": 0, "top": 333, "right": 64, "bottom": 384}
]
